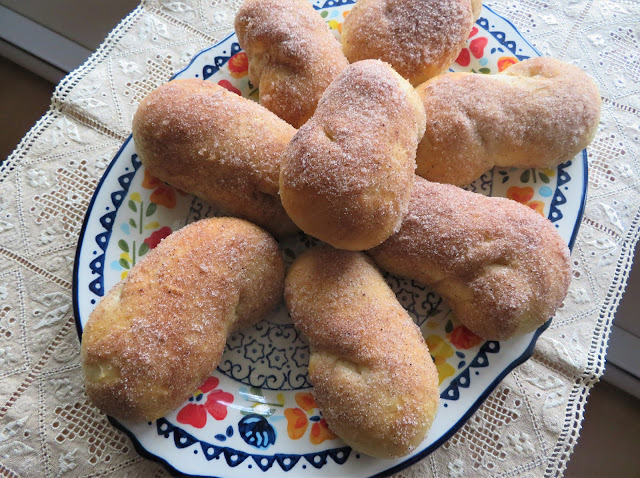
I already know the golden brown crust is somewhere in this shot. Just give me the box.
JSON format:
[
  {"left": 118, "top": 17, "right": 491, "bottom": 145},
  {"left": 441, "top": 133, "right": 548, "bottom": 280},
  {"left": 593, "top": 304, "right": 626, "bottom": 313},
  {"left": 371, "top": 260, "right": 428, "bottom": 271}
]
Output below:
[
  {"left": 81, "top": 218, "right": 284, "bottom": 422},
  {"left": 415, "top": 57, "right": 602, "bottom": 186},
  {"left": 132, "top": 78, "right": 298, "bottom": 237},
  {"left": 341, "top": 0, "right": 476, "bottom": 86},
  {"left": 285, "top": 246, "right": 439, "bottom": 458},
  {"left": 471, "top": 0, "right": 482, "bottom": 21},
  {"left": 279, "top": 60, "right": 426, "bottom": 250},
  {"left": 368, "top": 177, "right": 572, "bottom": 340},
  {"left": 235, "top": 0, "right": 349, "bottom": 128}
]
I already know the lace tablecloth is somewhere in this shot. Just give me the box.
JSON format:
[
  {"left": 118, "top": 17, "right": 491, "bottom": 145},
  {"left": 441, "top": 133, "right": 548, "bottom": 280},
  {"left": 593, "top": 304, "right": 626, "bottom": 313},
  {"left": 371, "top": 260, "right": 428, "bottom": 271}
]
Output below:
[{"left": 1, "top": 0, "right": 638, "bottom": 476}]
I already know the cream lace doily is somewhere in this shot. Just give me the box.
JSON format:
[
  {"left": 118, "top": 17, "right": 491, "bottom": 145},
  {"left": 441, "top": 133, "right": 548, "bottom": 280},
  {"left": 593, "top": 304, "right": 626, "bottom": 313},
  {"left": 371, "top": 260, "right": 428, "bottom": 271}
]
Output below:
[{"left": 1, "top": 0, "right": 639, "bottom": 476}]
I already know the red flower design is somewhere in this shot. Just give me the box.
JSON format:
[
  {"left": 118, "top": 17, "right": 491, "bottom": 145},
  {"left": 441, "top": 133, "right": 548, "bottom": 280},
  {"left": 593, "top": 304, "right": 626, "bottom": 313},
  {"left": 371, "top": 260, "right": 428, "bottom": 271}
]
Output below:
[
  {"left": 449, "top": 325, "right": 483, "bottom": 349},
  {"left": 507, "top": 186, "right": 545, "bottom": 217},
  {"left": 228, "top": 52, "right": 249, "bottom": 79},
  {"left": 310, "top": 418, "right": 337, "bottom": 445},
  {"left": 144, "top": 226, "right": 172, "bottom": 249},
  {"left": 205, "top": 389, "right": 234, "bottom": 420},
  {"left": 527, "top": 200, "right": 545, "bottom": 216},
  {"left": 284, "top": 408, "right": 308, "bottom": 440},
  {"left": 218, "top": 80, "right": 242, "bottom": 96},
  {"left": 177, "top": 403, "right": 207, "bottom": 428},
  {"left": 507, "top": 186, "right": 534, "bottom": 204},
  {"left": 456, "top": 48, "right": 471, "bottom": 67},
  {"left": 142, "top": 170, "right": 177, "bottom": 208},
  {"left": 469, "top": 36, "right": 488, "bottom": 59},
  {"left": 176, "top": 377, "right": 234, "bottom": 428},
  {"left": 497, "top": 56, "right": 518, "bottom": 72}
]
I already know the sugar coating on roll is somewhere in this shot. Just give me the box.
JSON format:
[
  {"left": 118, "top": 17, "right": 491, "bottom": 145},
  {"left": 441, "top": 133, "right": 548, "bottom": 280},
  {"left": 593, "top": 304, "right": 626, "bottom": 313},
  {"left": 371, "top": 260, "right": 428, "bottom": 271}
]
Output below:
[
  {"left": 235, "top": 0, "right": 349, "bottom": 128},
  {"left": 81, "top": 218, "right": 285, "bottom": 422},
  {"left": 415, "top": 57, "right": 602, "bottom": 186},
  {"left": 132, "top": 79, "right": 298, "bottom": 237},
  {"left": 368, "top": 177, "right": 572, "bottom": 340},
  {"left": 285, "top": 246, "right": 439, "bottom": 458},
  {"left": 341, "top": 0, "right": 478, "bottom": 86},
  {"left": 280, "top": 60, "right": 426, "bottom": 251}
]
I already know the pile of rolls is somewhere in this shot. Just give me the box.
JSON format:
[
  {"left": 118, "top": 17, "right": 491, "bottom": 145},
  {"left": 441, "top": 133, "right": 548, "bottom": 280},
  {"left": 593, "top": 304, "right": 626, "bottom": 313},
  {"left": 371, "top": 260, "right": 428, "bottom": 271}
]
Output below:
[{"left": 81, "top": 0, "right": 600, "bottom": 460}]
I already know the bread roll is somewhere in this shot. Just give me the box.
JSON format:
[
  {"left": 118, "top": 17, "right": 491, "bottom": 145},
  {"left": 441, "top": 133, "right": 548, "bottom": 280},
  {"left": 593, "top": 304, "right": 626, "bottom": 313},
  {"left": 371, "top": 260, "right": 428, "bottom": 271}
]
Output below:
[
  {"left": 368, "top": 177, "right": 571, "bottom": 340},
  {"left": 81, "top": 218, "right": 284, "bottom": 422},
  {"left": 132, "top": 78, "right": 298, "bottom": 237},
  {"left": 415, "top": 57, "right": 601, "bottom": 186},
  {"left": 285, "top": 246, "right": 439, "bottom": 458},
  {"left": 280, "top": 60, "right": 426, "bottom": 250},
  {"left": 341, "top": 0, "right": 478, "bottom": 86},
  {"left": 235, "top": 0, "right": 349, "bottom": 128}
]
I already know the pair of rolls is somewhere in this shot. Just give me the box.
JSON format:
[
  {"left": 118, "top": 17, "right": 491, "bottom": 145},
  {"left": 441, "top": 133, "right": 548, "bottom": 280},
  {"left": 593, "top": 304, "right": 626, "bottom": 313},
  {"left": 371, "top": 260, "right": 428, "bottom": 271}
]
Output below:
[
  {"left": 133, "top": 58, "right": 425, "bottom": 252},
  {"left": 82, "top": 218, "right": 284, "bottom": 422}
]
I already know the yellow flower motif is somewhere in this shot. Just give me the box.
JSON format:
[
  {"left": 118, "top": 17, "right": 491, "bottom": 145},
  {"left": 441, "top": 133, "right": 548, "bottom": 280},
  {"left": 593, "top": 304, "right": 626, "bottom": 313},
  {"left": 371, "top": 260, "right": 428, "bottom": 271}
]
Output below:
[
  {"left": 120, "top": 252, "right": 132, "bottom": 262},
  {"left": 144, "top": 221, "right": 160, "bottom": 230},
  {"left": 121, "top": 271, "right": 129, "bottom": 280},
  {"left": 130, "top": 192, "right": 141, "bottom": 202},
  {"left": 542, "top": 168, "right": 555, "bottom": 177},
  {"left": 426, "top": 335, "right": 456, "bottom": 385},
  {"left": 328, "top": 20, "right": 342, "bottom": 33}
]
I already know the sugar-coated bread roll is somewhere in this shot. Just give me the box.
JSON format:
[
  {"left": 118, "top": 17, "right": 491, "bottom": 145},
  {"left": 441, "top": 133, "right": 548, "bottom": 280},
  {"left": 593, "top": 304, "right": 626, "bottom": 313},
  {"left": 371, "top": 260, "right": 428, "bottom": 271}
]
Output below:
[
  {"left": 132, "top": 79, "right": 298, "bottom": 237},
  {"left": 415, "top": 57, "right": 601, "bottom": 186},
  {"left": 280, "top": 60, "right": 426, "bottom": 251},
  {"left": 285, "top": 246, "right": 439, "bottom": 458},
  {"left": 341, "top": 0, "right": 479, "bottom": 86},
  {"left": 235, "top": 0, "right": 349, "bottom": 128},
  {"left": 81, "top": 218, "right": 284, "bottom": 422},
  {"left": 369, "top": 177, "right": 571, "bottom": 340}
]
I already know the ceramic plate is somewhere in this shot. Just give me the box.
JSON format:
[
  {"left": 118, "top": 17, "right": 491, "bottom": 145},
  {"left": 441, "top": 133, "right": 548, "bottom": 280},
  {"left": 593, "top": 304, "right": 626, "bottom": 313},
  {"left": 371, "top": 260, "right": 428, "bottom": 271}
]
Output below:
[{"left": 73, "top": 1, "right": 588, "bottom": 476}]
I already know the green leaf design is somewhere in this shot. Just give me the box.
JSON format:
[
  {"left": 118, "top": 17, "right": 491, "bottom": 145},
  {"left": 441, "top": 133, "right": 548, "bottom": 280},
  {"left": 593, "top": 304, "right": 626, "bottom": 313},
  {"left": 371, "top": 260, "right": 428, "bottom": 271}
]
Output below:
[
  {"left": 250, "top": 387, "right": 264, "bottom": 398},
  {"left": 118, "top": 240, "right": 129, "bottom": 253},
  {"left": 146, "top": 203, "right": 157, "bottom": 217},
  {"left": 119, "top": 258, "right": 130, "bottom": 270},
  {"left": 539, "top": 172, "right": 550, "bottom": 183},
  {"left": 445, "top": 319, "right": 453, "bottom": 334},
  {"left": 520, "top": 169, "right": 530, "bottom": 183},
  {"left": 129, "top": 218, "right": 137, "bottom": 229},
  {"left": 128, "top": 200, "right": 137, "bottom": 212},
  {"left": 320, "top": 10, "right": 328, "bottom": 17},
  {"left": 479, "top": 67, "right": 491, "bottom": 74},
  {"left": 138, "top": 242, "right": 150, "bottom": 257}
]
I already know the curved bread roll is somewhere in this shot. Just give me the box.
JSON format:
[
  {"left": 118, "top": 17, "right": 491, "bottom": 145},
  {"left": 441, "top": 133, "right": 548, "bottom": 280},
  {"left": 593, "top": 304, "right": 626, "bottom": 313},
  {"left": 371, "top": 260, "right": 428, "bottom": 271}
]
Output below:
[
  {"left": 341, "top": 0, "right": 478, "bottom": 86},
  {"left": 81, "top": 218, "right": 285, "bottom": 422},
  {"left": 369, "top": 177, "right": 572, "bottom": 340},
  {"left": 285, "top": 246, "right": 439, "bottom": 458},
  {"left": 132, "top": 79, "right": 298, "bottom": 237},
  {"left": 235, "top": 0, "right": 349, "bottom": 128},
  {"left": 280, "top": 60, "right": 426, "bottom": 250},
  {"left": 415, "top": 57, "right": 601, "bottom": 186}
]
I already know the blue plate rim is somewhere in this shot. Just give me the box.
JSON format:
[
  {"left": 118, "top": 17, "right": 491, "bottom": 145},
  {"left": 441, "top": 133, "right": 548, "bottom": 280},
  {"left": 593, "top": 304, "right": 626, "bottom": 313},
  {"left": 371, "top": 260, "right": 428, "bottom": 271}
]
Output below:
[{"left": 71, "top": 4, "right": 589, "bottom": 476}]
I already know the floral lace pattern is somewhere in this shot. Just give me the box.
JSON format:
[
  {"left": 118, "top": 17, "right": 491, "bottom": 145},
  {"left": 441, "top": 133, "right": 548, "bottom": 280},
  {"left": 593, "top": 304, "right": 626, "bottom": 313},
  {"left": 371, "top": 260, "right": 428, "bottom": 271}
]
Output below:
[{"left": 0, "top": 0, "right": 638, "bottom": 477}]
